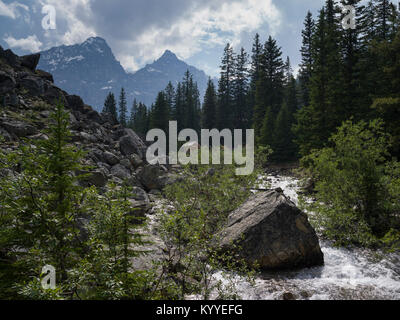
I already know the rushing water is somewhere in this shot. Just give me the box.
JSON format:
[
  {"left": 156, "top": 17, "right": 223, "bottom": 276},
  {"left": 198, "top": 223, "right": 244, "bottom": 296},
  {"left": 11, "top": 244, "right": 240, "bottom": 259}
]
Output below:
[{"left": 209, "top": 174, "right": 400, "bottom": 300}]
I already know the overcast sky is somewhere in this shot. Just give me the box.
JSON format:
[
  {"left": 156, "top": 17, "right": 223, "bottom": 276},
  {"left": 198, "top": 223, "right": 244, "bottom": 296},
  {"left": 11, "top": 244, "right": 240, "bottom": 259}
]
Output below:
[{"left": 0, "top": 0, "right": 329, "bottom": 77}]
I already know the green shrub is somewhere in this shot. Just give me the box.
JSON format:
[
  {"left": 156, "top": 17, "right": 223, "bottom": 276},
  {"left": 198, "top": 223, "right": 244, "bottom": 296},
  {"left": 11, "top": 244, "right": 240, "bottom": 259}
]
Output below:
[{"left": 300, "top": 119, "right": 400, "bottom": 248}]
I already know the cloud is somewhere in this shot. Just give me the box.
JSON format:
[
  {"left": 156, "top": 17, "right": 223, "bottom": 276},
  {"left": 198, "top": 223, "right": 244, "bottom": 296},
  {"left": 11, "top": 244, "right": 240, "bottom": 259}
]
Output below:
[
  {"left": 0, "top": 0, "right": 28, "bottom": 19},
  {"left": 36, "top": 0, "right": 282, "bottom": 72},
  {"left": 4, "top": 34, "right": 43, "bottom": 52}
]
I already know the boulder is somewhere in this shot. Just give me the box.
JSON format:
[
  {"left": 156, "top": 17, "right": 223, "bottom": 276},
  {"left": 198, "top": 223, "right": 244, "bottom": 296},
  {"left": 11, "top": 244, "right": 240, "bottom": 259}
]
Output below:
[
  {"left": 86, "top": 110, "right": 102, "bottom": 124},
  {"left": 1, "top": 120, "right": 37, "bottom": 137},
  {"left": 218, "top": 189, "right": 324, "bottom": 270},
  {"left": 128, "top": 199, "right": 151, "bottom": 220},
  {"left": 119, "top": 129, "right": 147, "bottom": 159},
  {"left": 20, "top": 53, "right": 40, "bottom": 71},
  {"left": 111, "top": 163, "right": 131, "bottom": 180},
  {"left": 131, "top": 187, "right": 150, "bottom": 202},
  {"left": 66, "top": 95, "right": 85, "bottom": 113},
  {"left": 42, "top": 84, "right": 67, "bottom": 105},
  {"left": 137, "top": 164, "right": 178, "bottom": 191},
  {"left": 1, "top": 49, "right": 19, "bottom": 68},
  {"left": 0, "top": 71, "right": 16, "bottom": 95},
  {"left": 79, "top": 170, "right": 108, "bottom": 188},
  {"left": 19, "top": 75, "right": 46, "bottom": 95},
  {"left": 103, "top": 151, "right": 119, "bottom": 166},
  {"left": 35, "top": 69, "right": 54, "bottom": 83},
  {"left": 129, "top": 153, "right": 144, "bottom": 168}
]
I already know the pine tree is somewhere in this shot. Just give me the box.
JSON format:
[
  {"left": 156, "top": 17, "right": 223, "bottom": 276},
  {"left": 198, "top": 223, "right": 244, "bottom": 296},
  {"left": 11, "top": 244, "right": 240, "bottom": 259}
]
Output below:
[
  {"left": 118, "top": 88, "right": 128, "bottom": 127},
  {"left": 233, "top": 47, "right": 249, "bottom": 130},
  {"left": 135, "top": 102, "right": 149, "bottom": 136},
  {"left": 217, "top": 43, "right": 235, "bottom": 130},
  {"left": 150, "top": 91, "right": 169, "bottom": 133},
  {"left": 102, "top": 92, "right": 118, "bottom": 122},
  {"left": 376, "top": 0, "right": 391, "bottom": 40},
  {"left": 0, "top": 103, "right": 88, "bottom": 288},
  {"left": 164, "top": 81, "right": 175, "bottom": 118},
  {"left": 299, "top": 11, "right": 315, "bottom": 107},
  {"left": 129, "top": 99, "right": 138, "bottom": 129},
  {"left": 202, "top": 78, "right": 217, "bottom": 129},
  {"left": 173, "top": 82, "right": 185, "bottom": 131},
  {"left": 253, "top": 36, "right": 284, "bottom": 142},
  {"left": 248, "top": 33, "right": 263, "bottom": 125},
  {"left": 272, "top": 58, "right": 298, "bottom": 161}
]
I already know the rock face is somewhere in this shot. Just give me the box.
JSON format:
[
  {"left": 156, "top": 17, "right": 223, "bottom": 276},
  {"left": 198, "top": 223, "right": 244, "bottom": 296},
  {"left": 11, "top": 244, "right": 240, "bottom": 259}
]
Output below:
[{"left": 219, "top": 189, "right": 324, "bottom": 270}]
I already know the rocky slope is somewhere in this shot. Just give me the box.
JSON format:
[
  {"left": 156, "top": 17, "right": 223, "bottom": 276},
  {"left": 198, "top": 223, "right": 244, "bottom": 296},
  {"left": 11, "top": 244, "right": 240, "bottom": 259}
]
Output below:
[{"left": 0, "top": 45, "right": 178, "bottom": 217}]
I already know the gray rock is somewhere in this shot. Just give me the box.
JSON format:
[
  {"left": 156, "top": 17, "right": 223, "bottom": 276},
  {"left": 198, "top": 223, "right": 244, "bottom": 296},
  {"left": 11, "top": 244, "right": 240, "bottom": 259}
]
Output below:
[
  {"left": 20, "top": 53, "right": 40, "bottom": 71},
  {"left": 128, "top": 199, "right": 151, "bottom": 220},
  {"left": 120, "top": 158, "right": 132, "bottom": 170},
  {"left": 129, "top": 153, "right": 144, "bottom": 168},
  {"left": 111, "top": 164, "right": 131, "bottom": 180},
  {"left": 19, "top": 75, "right": 46, "bottom": 95},
  {"left": 1, "top": 120, "right": 37, "bottom": 137},
  {"left": 218, "top": 189, "right": 324, "bottom": 270},
  {"left": 119, "top": 129, "right": 147, "bottom": 159},
  {"left": 35, "top": 69, "right": 54, "bottom": 83},
  {"left": 138, "top": 164, "right": 178, "bottom": 191},
  {"left": 103, "top": 151, "right": 119, "bottom": 166},
  {"left": 0, "top": 71, "right": 16, "bottom": 95},
  {"left": 131, "top": 187, "right": 150, "bottom": 202},
  {"left": 79, "top": 170, "right": 108, "bottom": 188},
  {"left": 66, "top": 95, "right": 85, "bottom": 113}
]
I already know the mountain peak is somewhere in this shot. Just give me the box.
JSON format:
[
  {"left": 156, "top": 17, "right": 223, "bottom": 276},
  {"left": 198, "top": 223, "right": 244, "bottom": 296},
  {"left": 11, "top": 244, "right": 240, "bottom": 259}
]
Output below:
[
  {"left": 160, "top": 50, "right": 178, "bottom": 60},
  {"left": 83, "top": 37, "right": 108, "bottom": 47}
]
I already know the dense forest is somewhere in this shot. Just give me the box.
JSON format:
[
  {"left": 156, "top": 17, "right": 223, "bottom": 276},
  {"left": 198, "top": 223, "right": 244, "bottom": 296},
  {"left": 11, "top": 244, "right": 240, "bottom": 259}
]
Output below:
[{"left": 107, "top": 0, "right": 399, "bottom": 162}]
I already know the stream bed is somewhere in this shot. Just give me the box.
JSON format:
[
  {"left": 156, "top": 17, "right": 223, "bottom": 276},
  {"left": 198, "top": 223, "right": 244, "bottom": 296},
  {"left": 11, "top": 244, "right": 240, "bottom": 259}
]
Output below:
[{"left": 223, "top": 174, "right": 400, "bottom": 300}]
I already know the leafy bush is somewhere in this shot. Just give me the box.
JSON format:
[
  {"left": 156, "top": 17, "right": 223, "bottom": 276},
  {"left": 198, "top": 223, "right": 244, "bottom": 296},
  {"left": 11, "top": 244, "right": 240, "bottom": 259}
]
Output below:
[
  {"left": 154, "top": 156, "right": 259, "bottom": 299},
  {"left": 300, "top": 119, "right": 400, "bottom": 248}
]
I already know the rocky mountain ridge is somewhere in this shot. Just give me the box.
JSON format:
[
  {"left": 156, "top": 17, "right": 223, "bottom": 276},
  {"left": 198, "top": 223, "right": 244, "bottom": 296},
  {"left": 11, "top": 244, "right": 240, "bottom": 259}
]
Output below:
[{"left": 37, "top": 37, "right": 211, "bottom": 110}]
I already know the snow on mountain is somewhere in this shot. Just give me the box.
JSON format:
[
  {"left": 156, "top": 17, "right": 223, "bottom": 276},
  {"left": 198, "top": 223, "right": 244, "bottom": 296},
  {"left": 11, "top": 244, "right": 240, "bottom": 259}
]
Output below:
[{"left": 37, "top": 37, "right": 211, "bottom": 111}]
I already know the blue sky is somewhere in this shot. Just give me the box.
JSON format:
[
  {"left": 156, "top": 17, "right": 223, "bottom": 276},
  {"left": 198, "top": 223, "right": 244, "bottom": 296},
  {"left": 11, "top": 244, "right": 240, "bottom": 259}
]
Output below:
[{"left": 1, "top": 0, "right": 329, "bottom": 77}]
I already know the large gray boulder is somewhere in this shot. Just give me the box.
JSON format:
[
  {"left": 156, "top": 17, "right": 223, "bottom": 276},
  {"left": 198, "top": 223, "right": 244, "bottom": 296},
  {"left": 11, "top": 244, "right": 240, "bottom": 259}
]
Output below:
[
  {"left": 0, "top": 120, "right": 37, "bottom": 137},
  {"left": 137, "top": 164, "right": 178, "bottom": 191},
  {"left": 20, "top": 53, "right": 40, "bottom": 71},
  {"left": 119, "top": 129, "right": 147, "bottom": 159},
  {"left": 0, "top": 71, "right": 16, "bottom": 95},
  {"left": 219, "top": 189, "right": 324, "bottom": 270},
  {"left": 111, "top": 163, "right": 131, "bottom": 180}
]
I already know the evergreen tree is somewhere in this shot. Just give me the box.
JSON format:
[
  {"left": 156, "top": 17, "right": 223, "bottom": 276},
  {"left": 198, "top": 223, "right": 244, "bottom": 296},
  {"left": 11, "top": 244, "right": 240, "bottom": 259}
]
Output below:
[
  {"left": 299, "top": 11, "right": 315, "bottom": 107},
  {"left": 248, "top": 33, "right": 263, "bottom": 125},
  {"left": 173, "top": 82, "right": 185, "bottom": 131},
  {"left": 233, "top": 47, "right": 249, "bottom": 130},
  {"left": 202, "top": 78, "right": 218, "bottom": 129},
  {"left": 129, "top": 99, "right": 138, "bottom": 129},
  {"left": 150, "top": 91, "right": 169, "bottom": 133},
  {"left": 102, "top": 92, "right": 118, "bottom": 122},
  {"left": 253, "top": 36, "right": 284, "bottom": 143},
  {"left": 164, "top": 81, "right": 175, "bottom": 118},
  {"left": 217, "top": 43, "right": 235, "bottom": 130},
  {"left": 376, "top": 0, "right": 391, "bottom": 40},
  {"left": 118, "top": 88, "right": 128, "bottom": 127}
]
